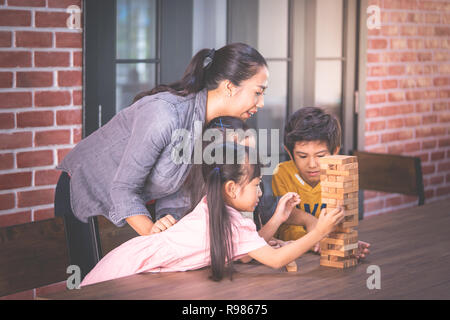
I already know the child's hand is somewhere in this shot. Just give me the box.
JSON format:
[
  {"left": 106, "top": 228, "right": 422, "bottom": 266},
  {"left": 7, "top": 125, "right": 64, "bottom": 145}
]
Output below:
[
  {"left": 355, "top": 240, "right": 371, "bottom": 260},
  {"left": 315, "top": 207, "right": 344, "bottom": 237},
  {"left": 150, "top": 214, "right": 177, "bottom": 234},
  {"left": 274, "top": 192, "right": 301, "bottom": 223}
]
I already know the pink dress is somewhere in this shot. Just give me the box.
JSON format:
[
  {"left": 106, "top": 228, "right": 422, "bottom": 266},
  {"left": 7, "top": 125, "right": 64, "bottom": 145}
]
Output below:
[{"left": 80, "top": 197, "right": 268, "bottom": 286}]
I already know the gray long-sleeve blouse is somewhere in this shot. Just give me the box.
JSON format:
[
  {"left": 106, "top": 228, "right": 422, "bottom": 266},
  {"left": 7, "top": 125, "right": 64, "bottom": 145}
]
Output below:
[{"left": 56, "top": 89, "right": 207, "bottom": 226}]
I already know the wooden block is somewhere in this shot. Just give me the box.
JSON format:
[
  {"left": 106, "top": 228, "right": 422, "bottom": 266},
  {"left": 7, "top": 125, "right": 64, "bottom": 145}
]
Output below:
[
  {"left": 320, "top": 257, "right": 357, "bottom": 269},
  {"left": 321, "top": 181, "right": 355, "bottom": 189},
  {"left": 320, "top": 242, "right": 358, "bottom": 252},
  {"left": 328, "top": 230, "right": 358, "bottom": 240},
  {"left": 336, "top": 174, "right": 358, "bottom": 182},
  {"left": 318, "top": 155, "right": 357, "bottom": 165},
  {"left": 285, "top": 261, "right": 298, "bottom": 272},
  {"left": 334, "top": 225, "right": 355, "bottom": 233},
  {"left": 336, "top": 163, "right": 358, "bottom": 171},
  {"left": 321, "top": 168, "right": 358, "bottom": 176}
]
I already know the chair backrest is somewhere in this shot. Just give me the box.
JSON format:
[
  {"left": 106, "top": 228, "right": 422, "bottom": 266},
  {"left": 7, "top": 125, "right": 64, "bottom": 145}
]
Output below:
[
  {"left": 96, "top": 216, "right": 137, "bottom": 256},
  {"left": 0, "top": 217, "right": 70, "bottom": 297},
  {"left": 352, "top": 150, "right": 425, "bottom": 206}
]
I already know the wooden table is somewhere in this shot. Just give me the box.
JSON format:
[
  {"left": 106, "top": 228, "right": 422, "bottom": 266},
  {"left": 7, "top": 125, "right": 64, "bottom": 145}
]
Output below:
[{"left": 38, "top": 199, "right": 450, "bottom": 300}]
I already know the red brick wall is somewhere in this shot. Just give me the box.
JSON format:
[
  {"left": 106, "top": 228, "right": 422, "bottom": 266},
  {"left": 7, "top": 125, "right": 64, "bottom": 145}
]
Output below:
[
  {"left": 364, "top": 0, "right": 450, "bottom": 216},
  {"left": 0, "top": 0, "right": 82, "bottom": 299},
  {"left": 0, "top": 0, "right": 82, "bottom": 228}
]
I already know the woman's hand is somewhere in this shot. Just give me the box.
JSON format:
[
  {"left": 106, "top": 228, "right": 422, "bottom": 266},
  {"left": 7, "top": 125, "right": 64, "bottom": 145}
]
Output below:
[
  {"left": 273, "top": 192, "right": 301, "bottom": 223},
  {"left": 150, "top": 214, "right": 178, "bottom": 234},
  {"left": 315, "top": 207, "right": 344, "bottom": 238}
]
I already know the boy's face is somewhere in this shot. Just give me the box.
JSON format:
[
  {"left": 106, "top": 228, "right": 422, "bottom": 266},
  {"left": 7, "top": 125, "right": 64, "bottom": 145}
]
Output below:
[{"left": 287, "top": 140, "right": 336, "bottom": 187}]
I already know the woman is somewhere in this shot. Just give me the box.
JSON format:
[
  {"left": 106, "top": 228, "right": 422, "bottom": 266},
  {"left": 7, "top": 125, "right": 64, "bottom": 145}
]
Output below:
[{"left": 54, "top": 43, "right": 269, "bottom": 277}]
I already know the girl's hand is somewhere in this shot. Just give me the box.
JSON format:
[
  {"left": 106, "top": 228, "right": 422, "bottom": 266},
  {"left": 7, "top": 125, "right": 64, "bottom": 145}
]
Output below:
[
  {"left": 274, "top": 192, "right": 301, "bottom": 223},
  {"left": 150, "top": 214, "right": 177, "bottom": 234},
  {"left": 315, "top": 207, "right": 344, "bottom": 238}
]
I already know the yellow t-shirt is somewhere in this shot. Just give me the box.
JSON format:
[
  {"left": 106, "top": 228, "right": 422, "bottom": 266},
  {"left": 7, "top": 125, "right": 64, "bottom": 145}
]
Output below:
[{"left": 272, "top": 160, "right": 325, "bottom": 241}]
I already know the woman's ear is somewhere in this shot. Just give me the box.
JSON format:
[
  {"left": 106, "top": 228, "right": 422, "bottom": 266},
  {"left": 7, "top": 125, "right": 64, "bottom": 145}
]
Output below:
[
  {"left": 284, "top": 145, "right": 294, "bottom": 161},
  {"left": 223, "top": 180, "right": 237, "bottom": 199}
]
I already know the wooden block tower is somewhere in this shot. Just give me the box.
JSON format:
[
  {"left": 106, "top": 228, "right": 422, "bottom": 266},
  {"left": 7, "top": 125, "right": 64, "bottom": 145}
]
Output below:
[{"left": 318, "top": 155, "right": 359, "bottom": 269}]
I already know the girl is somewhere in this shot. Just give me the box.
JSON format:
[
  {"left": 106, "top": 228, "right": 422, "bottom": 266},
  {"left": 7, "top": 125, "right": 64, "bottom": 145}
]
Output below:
[{"left": 80, "top": 143, "right": 344, "bottom": 286}]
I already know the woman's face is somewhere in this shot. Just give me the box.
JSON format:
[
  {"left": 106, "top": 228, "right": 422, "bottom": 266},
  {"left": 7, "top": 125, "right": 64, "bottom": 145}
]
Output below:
[{"left": 227, "top": 66, "right": 269, "bottom": 121}]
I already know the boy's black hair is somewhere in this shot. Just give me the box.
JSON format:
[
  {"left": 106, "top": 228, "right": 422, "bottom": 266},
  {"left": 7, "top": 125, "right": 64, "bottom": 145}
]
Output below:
[{"left": 284, "top": 107, "right": 342, "bottom": 156}]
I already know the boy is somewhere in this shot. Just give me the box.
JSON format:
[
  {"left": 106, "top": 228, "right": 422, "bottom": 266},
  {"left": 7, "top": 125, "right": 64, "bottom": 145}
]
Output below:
[{"left": 272, "top": 107, "right": 370, "bottom": 258}]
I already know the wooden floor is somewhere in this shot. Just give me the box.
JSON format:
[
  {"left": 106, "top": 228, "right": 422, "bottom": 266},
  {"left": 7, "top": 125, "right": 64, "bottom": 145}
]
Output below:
[{"left": 38, "top": 198, "right": 450, "bottom": 300}]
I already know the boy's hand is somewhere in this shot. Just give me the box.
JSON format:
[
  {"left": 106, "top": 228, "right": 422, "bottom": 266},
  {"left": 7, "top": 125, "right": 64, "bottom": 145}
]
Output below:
[
  {"left": 274, "top": 192, "right": 301, "bottom": 223},
  {"left": 150, "top": 214, "right": 177, "bottom": 234},
  {"left": 355, "top": 240, "right": 371, "bottom": 260}
]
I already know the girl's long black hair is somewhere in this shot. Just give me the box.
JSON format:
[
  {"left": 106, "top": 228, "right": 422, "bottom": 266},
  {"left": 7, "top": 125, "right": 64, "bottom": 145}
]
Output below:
[
  {"left": 202, "top": 142, "right": 262, "bottom": 281},
  {"left": 133, "top": 43, "right": 267, "bottom": 102}
]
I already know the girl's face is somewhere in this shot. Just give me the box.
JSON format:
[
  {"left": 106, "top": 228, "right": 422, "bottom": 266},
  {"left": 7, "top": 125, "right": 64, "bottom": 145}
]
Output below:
[
  {"left": 225, "top": 176, "right": 262, "bottom": 212},
  {"left": 227, "top": 66, "right": 269, "bottom": 121}
]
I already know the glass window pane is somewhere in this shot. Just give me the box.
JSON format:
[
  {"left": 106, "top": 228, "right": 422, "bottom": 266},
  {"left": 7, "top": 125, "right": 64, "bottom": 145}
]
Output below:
[
  {"left": 315, "top": 60, "right": 342, "bottom": 121},
  {"left": 258, "top": 0, "right": 288, "bottom": 58},
  {"left": 192, "top": 0, "right": 227, "bottom": 55},
  {"left": 249, "top": 61, "right": 287, "bottom": 157},
  {"left": 316, "top": 0, "right": 343, "bottom": 58},
  {"left": 117, "top": 0, "right": 157, "bottom": 59},
  {"left": 116, "top": 63, "right": 156, "bottom": 112}
]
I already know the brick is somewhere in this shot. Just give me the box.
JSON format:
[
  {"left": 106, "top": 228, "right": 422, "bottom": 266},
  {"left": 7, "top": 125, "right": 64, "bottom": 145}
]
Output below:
[
  {"left": 422, "top": 115, "right": 437, "bottom": 125},
  {"left": 404, "top": 116, "right": 421, "bottom": 127},
  {"left": 431, "top": 151, "right": 445, "bottom": 161},
  {"left": 364, "top": 200, "right": 384, "bottom": 213},
  {"left": 381, "top": 25, "right": 398, "bottom": 36},
  {"left": 73, "top": 127, "right": 82, "bottom": 143},
  {"left": 434, "top": 77, "right": 449, "bottom": 86},
  {"left": 425, "top": 39, "right": 440, "bottom": 49},
  {"left": 73, "top": 90, "right": 82, "bottom": 105},
  {"left": 390, "top": 12, "right": 407, "bottom": 23},
  {"left": 388, "top": 65, "right": 405, "bottom": 76},
  {"left": 422, "top": 164, "right": 436, "bottom": 175},
  {"left": 55, "top": 32, "right": 82, "bottom": 48},
  {"left": 58, "top": 71, "right": 82, "bottom": 87},
  {"left": 365, "top": 134, "right": 379, "bottom": 146},
  {"left": 366, "top": 80, "right": 380, "bottom": 91},
  {"left": 435, "top": 27, "right": 450, "bottom": 37},
  {"left": 407, "top": 13, "right": 423, "bottom": 23},
  {"left": 418, "top": 26, "right": 434, "bottom": 36},
  {"left": 368, "top": 120, "right": 386, "bottom": 131},
  {"left": 0, "top": 153, "right": 14, "bottom": 170},
  {"left": 367, "top": 93, "right": 386, "bottom": 104},
  {"left": 35, "top": 130, "right": 71, "bottom": 146},
  {"left": 35, "top": 169, "right": 60, "bottom": 186},
  {"left": 15, "top": 31, "right": 52, "bottom": 48},
  {"left": 8, "top": 0, "right": 46, "bottom": 6},
  {"left": 0, "top": 113, "right": 14, "bottom": 129},
  {"left": 386, "top": 196, "right": 403, "bottom": 207},
  {"left": 0, "top": 172, "right": 32, "bottom": 190},
  {"left": 439, "top": 139, "right": 450, "bottom": 148},
  {"left": 417, "top": 52, "right": 432, "bottom": 62},
  {"left": 35, "top": 91, "right": 71, "bottom": 107},
  {"left": 0, "top": 92, "right": 31, "bottom": 109},
  {"left": 438, "top": 161, "right": 450, "bottom": 172},
  {"left": 0, "top": 132, "right": 32, "bottom": 150},
  {"left": 399, "top": 79, "right": 416, "bottom": 89},
  {"left": 0, "top": 211, "right": 32, "bottom": 228},
  {"left": 390, "top": 38, "right": 407, "bottom": 49},
  {"left": 17, "top": 72, "right": 53, "bottom": 88},
  {"left": 18, "top": 188, "right": 54, "bottom": 208},
  {"left": 388, "top": 144, "right": 404, "bottom": 154},
  {"left": 0, "top": 51, "right": 31, "bottom": 68},
  {"left": 433, "top": 102, "right": 448, "bottom": 112},
  {"left": 73, "top": 51, "right": 82, "bottom": 67},
  {"left": 416, "top": 102, "right": 432, "bottom": 112},
  {"left": 34, "top": 207, "right": 55, "bottom": 221},
  {"left": 35, "top": 11, "right": 70, "bottom": 28},
  {"left": 16, "top": 149, "right": 53, "bottom": 168},
  {"left": 0, "top": 10, "right": 31, "bottom": 27},
  {"left": 35, "top": 52, "right": 70, "bottom": 67},
  {"left": 434, "top": 52, "right": 450, "bottom": 61},
  {"left": 388, "top": 92, "right": 404, "bottom": 102},
  {"left": 56, "top": 109, "right": 82, "bottom": 125},
  {"left": 0, "top": 193, "right": 15, "bottom": 210},
  {"left": 400, "top": 26, "right": 417, "bottom": 36},
  {"left": 383, "top": 0, "right": 416, "bottom": 10},
  {"left": 0, "top": 31, "right": 12, "bottom": 47},
  {"left": 57, "top": 148, "right": 72, "bottom": 163},
  {"left": 17, "top": 111, "right": 54, "bottom": 128},
  {"left": 366, "top": 107, "right": 380, "bottom": 118},
  {"left": 368, "top": 66, "right": 387, "bottom": 77},
  {"left": 408, "top": 39, "right": 424, "bottom": 50},
  {"left": 369, "top": 39, "right": 388, "bottom": 49},
  {"left": 404, "top": 142, "right": 420, "bottom": 152},
  {"left": 0, "top": 72, "right": 13, "bottom": 88},
  {"left": 416, "top": 77, "right": 432, "bottom": 87},
  {"left": 436, "top": 186, "right": 450, "bottom": 197},
  {"left": 422, "top": 140, "right": 437, "bottom": 149},
  {"left": 48, "top": 0, "right": 81, "bottom": 8},
  {"left": 381, "top": 80, "right": 397, "bottom": 90},
  {"left": 367, "top": 53, "right": 380, "bottom": 63},
  {"left": 387, "top": 118, "right": 404, "bottom": 129}
]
